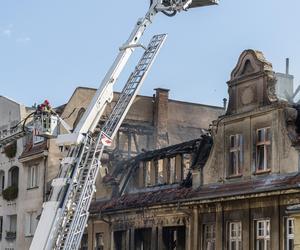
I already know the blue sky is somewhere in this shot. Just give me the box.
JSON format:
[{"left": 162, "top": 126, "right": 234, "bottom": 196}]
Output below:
[{"left": 0, "top": 0, "right": 299, "bottom": 108}]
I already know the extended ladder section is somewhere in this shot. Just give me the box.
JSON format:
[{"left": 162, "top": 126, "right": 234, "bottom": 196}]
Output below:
[{"left": 53, "top": 34, "right": 167, "bottom": 250}]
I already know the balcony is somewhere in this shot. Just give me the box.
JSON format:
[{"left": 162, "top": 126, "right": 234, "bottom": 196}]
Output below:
[{"left": 5, "top": 231, "right": 16, "bottom": 240}]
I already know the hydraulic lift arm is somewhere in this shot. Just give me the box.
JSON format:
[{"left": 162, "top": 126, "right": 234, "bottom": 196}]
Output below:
[{"left": 29, "top": 1, "right": 218, "bottom": 249}]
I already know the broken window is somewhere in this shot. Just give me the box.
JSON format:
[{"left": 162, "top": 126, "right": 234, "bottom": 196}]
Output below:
[
  {"left": 228, "top": 222, "right": 242, "bottom": 250},
  {"left": 182, "top": 154, "right": 191, "bottom": 179},
  {"left": 80, "top": 234, "right": 88, "bottom": 250},
  {"left": 203, "top": 224, "right": 216, "bottom": 250},
  {"left": 229, "top": 134, "right": 243, "bottom": 176},
  {"left": 134, "top": 228, "right": 151, "bottom": 250},
  {"left": 255, "top": 220, "right": 270, "bottom": 250},
  {"left": 114, "top": 231, "right": 127, "bottom": 250},
  {"left": 256, "top": 128, "right": 271, "bottom": 172},
  {"left": 286, "top": 218, "right": 294, "bottom": 250},
  {"left": 163, "top": 226, "right": 186, "bottom": 250}
]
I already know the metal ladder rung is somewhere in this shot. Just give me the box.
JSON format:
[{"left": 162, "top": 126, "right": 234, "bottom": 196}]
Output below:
[{"left": 55, "top": 34, "right": 167, "bottom": 250}]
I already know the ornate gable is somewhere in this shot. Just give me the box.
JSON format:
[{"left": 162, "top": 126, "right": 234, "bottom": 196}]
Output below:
[{"left": 226, "top": 50, "right": 277, "bottom": 115}]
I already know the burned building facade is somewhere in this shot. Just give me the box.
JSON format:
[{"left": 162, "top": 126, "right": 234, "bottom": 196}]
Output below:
[{"left": 88, "top": 50, "right": 300, "bottom": 250}]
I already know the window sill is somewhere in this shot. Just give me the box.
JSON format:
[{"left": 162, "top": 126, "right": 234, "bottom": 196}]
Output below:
[
  {"left": 27, "top": 186, "right": 39, "bottom": 191},
  {"left": 25, "top": 234, "right": 34, "bottom": 238},
  {"left": 226, "top": 174, "right": 243, "bottom": 179},
  {"left": 254, "top": 170, "right": 271, "bottom": 175}
]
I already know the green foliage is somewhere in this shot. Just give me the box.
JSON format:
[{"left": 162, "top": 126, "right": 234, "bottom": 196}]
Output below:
[
  {"left": 2, "top": 185, "right": 18, "bottom": 201},
  {"left": 4, "top": 142, "right": 17, "bottom": 159}
]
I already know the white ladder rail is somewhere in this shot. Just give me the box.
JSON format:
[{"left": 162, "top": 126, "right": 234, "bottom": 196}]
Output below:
[{"left": 55, "top": 34, "right": 166, "bottom": 249}]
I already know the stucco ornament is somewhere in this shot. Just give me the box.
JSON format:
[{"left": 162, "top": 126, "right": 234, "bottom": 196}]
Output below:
[{"left": 266, "top": 72, "right": 278, "bottom": 103}]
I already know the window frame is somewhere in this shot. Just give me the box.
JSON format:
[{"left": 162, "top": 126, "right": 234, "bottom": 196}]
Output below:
[
  {"left": 203, "top": 223, "right": 216, "bottom": 250},
  {"left": 27, "top": 165, "right": 39, "bottom": 189},
  {"left": 228, "top": 221, "right": 242, "bottom": 250},
  {"left": 255, "top": 219, "right": 270, "bottom": 250},
  {"left": 0, "top": 216, "right": 3, "bottom": 241},
  {"left": 228, "top": 134, "right": 243, "bottom": 177},
  {"left": 286, "top": 217, "right": 294, "bottom": 250},
  {"left": 25, "top": 211, "right": 37, "bottom": 237},
  {"left": 255, "top": 127, "right": 271, "bottom": 173}
]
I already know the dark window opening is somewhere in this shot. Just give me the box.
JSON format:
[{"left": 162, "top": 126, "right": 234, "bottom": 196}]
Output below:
[
  {"left": 163, "top": 226, "right": 186, "bottom": 250},
  {"left": 135, "top": 228, "right": 151, "bottom": 250},
  {"left": 114, "top": 231, "right": 127, "bottom": 250}
]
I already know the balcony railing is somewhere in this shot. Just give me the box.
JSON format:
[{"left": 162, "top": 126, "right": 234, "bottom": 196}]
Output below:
[{"left": 5, "top": 231, "right": 16, "bottom": 240}]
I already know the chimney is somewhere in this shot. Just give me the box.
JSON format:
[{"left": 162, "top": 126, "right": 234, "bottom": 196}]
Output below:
[
  {"left": 286, "top": 58, "right": 290, "bottom": 75},
  {"left": 153, "top": 88, "right": 169, "bottom": 149}
]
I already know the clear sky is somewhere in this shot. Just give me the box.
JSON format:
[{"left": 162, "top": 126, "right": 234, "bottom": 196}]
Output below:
[{"left": 0, "top": 0, "right": 299, "bottom": 108}]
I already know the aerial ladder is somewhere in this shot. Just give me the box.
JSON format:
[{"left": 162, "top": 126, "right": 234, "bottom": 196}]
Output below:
[{"left": 0, "top": 0, "right": 218, "bottom": 249}]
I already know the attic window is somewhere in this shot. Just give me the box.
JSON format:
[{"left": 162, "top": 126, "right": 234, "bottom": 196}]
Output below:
[
  {"left": 256, "top": 127, "right": 271, "bottom": 173},
  {"left": 228, "top": 134, "right": 243, "bottom": 177}
]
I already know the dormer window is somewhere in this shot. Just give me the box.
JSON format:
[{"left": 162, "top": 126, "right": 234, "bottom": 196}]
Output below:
[
  {"left": 229, "top": 134, "right": 243, "bottom": 177},
  {"left": 256, "top": 127, "right": 271, "bottom": 173}
]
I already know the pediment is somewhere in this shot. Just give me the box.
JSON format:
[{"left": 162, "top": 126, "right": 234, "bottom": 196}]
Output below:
[{"left": 230, "top": 50, "right": 273, "bottom": 81}]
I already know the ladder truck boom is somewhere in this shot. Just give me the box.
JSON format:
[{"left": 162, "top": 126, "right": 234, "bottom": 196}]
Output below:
[{"left": 27, "top": 0, "right": 218, "bottom": 249}]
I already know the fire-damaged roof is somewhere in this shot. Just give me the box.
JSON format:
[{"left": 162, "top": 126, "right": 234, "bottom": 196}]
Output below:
[
  {"left": 108, "top": 135, "right": 213, "bottom": 196},
  {"left": 90, "top": 173, "right": 300, "bottom": 214}
]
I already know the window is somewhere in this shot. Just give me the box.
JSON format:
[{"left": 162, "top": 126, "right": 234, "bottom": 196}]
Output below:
[
  {"left": 8, "top": 166, "right": 19, "bottom": 188},
  {"left": 182, "top": 153, "right": 191, "bottom": 179},
  {"left": 256, "top": 220, "right": 270, "bottom": 250},
  {"left": 286, "top": 218, "right": 294, "bottom": 250},
  {"left": 229, "top": 222, "right": 242, "bottom": 250},
  {"left": 25, "top": 212, "right": 37, "bottom": 236},
  {"left": 80, "top": 234, "right": 88, "bottom": 250},
  {"left": 32, "top": 128, "right": 44, "bottom": 144},
  {"left": 0, "top": 170, "right": 5, "bottom": 193},
  {"left": 95, "top": 233, "right": 104, "bottom": 250},
  {"left": 6, "top": 215, "right": 17, "bottom": 240},
  {"left": 28, "top": 165, "right": 39, "bottom": 189},
  {"left": 256, "top": 128, "right": 271, "bottom": 172},
  {"left": 204, "top": 224, "right": 216, "bottom": 250},
  {"left": 229, "top": 134, "right": 243, "bottom": 176},
  {"left": 0, "top": 216, "right": 3, "bottom": 240}
]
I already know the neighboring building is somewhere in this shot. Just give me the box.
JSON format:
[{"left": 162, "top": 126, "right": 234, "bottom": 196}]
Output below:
[
  {"left": 0, "top": 87, "right": 223, "bottom": 249},
  {"left": 88, "top": 50, "right": 300, "bottom": 250},
  {"left": 0, "top": 96, "right": 33, "bottom": 250}
]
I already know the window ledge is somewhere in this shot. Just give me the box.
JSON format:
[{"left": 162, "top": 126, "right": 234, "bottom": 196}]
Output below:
[
  {"left": 27, "top": 186, "right": 39, "bottom": 191},
  {"left": 254, "top": 170, "right": 271, "bottom": 175},
  {"left": 25, "top": 234, "right": 34, "bottom": 238},
  {"left": 226, "top": 174, "right": 243, "bottom": 179}
]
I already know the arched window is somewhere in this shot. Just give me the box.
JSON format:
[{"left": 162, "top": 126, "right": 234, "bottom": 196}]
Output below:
[
  {"left": 8, "top": 166, "right": 19, "bottom": 188},
  {"left": 0, "top": 170, "right": 5, "bottom": 192}
]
